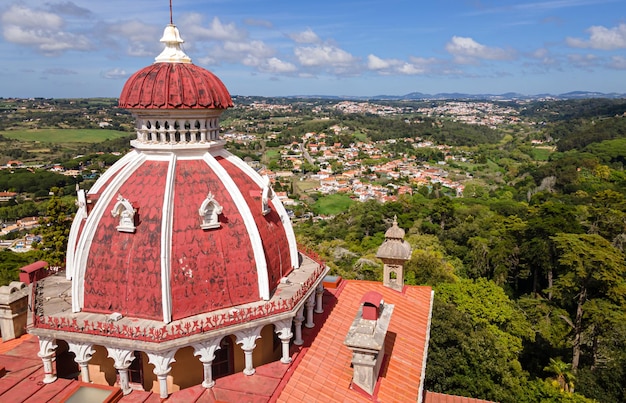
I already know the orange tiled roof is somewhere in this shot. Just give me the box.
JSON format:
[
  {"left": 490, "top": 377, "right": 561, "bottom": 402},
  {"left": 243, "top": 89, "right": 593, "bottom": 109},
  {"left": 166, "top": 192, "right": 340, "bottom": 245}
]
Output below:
[
  {"left": 278, "top": 280, "right": 434, "bottom": 403},
  {"left": 0, "top": 334, "right": 34, "bottom": 355}
]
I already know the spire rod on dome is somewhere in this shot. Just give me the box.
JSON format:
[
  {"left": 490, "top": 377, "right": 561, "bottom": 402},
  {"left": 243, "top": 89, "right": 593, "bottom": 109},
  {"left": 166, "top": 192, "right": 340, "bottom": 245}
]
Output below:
[{"left": 169, "top": 0, "right": 173, "bottom": 25}]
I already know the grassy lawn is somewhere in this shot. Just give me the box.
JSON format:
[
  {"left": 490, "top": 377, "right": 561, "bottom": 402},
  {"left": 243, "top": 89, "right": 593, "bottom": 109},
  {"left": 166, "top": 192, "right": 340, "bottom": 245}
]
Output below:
[
  {"left": 0, "top": 128, "right": 130, "bottom": 143},
  {"left": 353, "top": 131, "right": 368, "bottom": 142},
  {"left": 295, "top": 179, "right": 319, "bottom": 193},
  {"left": 264, "top": 149, "right": 280, "bottom": 159},
  {"left": 313, "top": 193, "right": 355, "bottom": 215},
  {"left": 531, "top": 146, "right": 554, "bottom": 161}
]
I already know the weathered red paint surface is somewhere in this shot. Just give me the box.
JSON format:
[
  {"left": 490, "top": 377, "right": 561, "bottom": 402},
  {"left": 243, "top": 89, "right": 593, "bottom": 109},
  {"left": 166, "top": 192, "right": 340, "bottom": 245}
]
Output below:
[
  {"left": 83, "top": 161, "right": 167, "bottom": 320},
  {"left": 218, "top": 157, "right": 293, "bottom": 289},
  {"left": 119, "top": 63, "right": 233, "bottom": 110},
  {"left": 170, "top": 159, "right": 259, "bottom": 320}
]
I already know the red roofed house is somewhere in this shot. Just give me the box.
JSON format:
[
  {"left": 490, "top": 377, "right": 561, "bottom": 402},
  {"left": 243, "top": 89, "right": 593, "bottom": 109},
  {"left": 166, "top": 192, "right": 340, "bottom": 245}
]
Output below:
[{"left": 0, "top": 13, "right": 494, "bottom": 403}]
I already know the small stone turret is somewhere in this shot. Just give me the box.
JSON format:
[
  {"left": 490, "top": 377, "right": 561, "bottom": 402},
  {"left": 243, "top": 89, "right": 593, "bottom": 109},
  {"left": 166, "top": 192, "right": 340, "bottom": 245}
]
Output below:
[
  {"left": 376, "top": 216, "right": 411, "bottom": 291},
  {"left": 0, "top": 281, "right": 29, "bottom": 341}
]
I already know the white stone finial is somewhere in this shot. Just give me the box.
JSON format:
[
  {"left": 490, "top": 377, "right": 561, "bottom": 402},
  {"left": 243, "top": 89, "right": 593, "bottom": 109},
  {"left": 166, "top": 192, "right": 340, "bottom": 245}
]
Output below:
[{"left": 155, "top": 24, "right": 192, "bottom": 64}]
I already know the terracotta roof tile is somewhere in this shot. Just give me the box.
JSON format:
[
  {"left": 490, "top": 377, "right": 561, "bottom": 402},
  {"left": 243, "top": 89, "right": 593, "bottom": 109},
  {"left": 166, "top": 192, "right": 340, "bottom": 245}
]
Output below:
[{"left": 277, "top": 280, "right": 433, "bottom": 402}]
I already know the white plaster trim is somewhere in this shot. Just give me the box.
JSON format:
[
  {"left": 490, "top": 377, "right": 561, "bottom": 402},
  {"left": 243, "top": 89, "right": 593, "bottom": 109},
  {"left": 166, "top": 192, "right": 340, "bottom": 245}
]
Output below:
[
  {"left": 72, "top": 152, "right": 147, "bottom": 313},
  {"left": 202, "top": 152, "right": 270, "bottom": 300},
  {"left": 89, "top": 150, "right": 139, "bottom": 195},
  {"left": 417, "top": 289, "right": 435, "bottom": 403},
  {"left": 215, "top": 149, "right": 300, "bottom": 269},
  {"left": 160, "top": 153, "right": 176, "bottom": 323},
  {"left": 66, "top": 189, "right": 87, "bottom": 280},
  {"left": 67, "top": 151, "right": 137, "bottom": 280}
]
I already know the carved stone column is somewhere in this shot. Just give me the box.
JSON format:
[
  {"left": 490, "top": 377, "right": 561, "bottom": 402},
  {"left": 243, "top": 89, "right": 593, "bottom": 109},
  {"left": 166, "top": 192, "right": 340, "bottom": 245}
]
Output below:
[
  {"left": 106, "top": 347, "right": 136, "bottom": 395},
  {"left": 147, "top": 350, "right": 177, "bottom": 398},
  {"left": 314, "top": 283, "right": 324, "bottom": 314},
  {"left": 234, "top": 326, "right": 263, "bottom": 376},
  {"left": 37, "top": 337, "right": 58, "bottom": 384},
  {"left": 305, "top": 293, "right": 315, "bottom": 328},
  {"left": 274, "top": 319, "right": 294, "bottom": 364},
  {"left": 293, "top": 305, "right": 305, "bottom": 346},
  {"left": 67, "top": 342, "right": 95, "bottom": 383},
  {"left": 192, "top": 337, "right": 223, "bottom": 388}
]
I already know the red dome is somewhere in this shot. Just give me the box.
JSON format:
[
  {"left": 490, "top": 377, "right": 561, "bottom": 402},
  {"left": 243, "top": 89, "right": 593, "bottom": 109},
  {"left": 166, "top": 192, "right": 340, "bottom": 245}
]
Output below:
[
  {"left": 68, "top": 152, "right": 299, "bottom": 322},
  {"left": 118, "top": 63, "right": 233, "bottom": 109}
]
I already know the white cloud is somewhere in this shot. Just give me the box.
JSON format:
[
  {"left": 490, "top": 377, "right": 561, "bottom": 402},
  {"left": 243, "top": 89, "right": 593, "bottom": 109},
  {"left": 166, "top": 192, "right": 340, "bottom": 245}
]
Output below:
[
  {"left": 101, "top": 68, "right": 128, "bottom": 79},
  {"left": 445, "top": 36, "right": 515, "bottom": 64},
  {"left": 181, "top": 14, "right": 246, "bottom": 42},
  {"left": 367, "top": 54, "right": 395, "bottom": 70},
  {"left": 566, "top": 23, "right": 626, "bottom": 50},
  {"left": 529, "top": 47, "right": 558, "bottom": 66},
  {"left": 1, "top": 4, "right": 92, "bottom": 54},
  {"left": 609, "top": 55, "right": 626, "bottom": 69},
  {"left": 295, "top": 44, "right": 357, "bottom": 68},
  {"left": 223, "top": 40, "right": 274, "bottom": 58},
  {"left": 106, "top": 20, "right": 161, "bottom": 57},
  {"left": 368, "top": 54, "right": 443, "bottom": 75},
  {"left": 261, "top": 57, "right": 297, "bottom": 73},
  {"left": 567, "top": 53, "right": 598, "bottom": 69},
  {"left": 289, "top": 28, "right": 321, "bottom": 44}
]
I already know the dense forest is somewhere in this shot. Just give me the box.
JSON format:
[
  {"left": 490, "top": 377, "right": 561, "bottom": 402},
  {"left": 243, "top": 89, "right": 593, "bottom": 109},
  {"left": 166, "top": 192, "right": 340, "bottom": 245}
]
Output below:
[{"left": 294, "top": 101, "right": 626, "bottom": 402}]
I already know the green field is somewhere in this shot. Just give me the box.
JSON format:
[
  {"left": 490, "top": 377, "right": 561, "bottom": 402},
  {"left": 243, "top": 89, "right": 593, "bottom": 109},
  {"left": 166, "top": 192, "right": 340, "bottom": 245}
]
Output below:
[
  {"left": 531, "top": 146, "right": 555, "bottom": 161},
  {"left": 313, "top": 193, "right": 355, "bottom": 215},
  {"left": 0, "top": 128, "right": 131, "bottom": 143}
]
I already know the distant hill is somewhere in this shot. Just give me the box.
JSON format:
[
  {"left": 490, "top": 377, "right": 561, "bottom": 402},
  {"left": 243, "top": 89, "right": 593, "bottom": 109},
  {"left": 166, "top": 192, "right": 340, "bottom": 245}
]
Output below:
[{"left": 280, "top": 91, "right": 626, "bottom": 102}]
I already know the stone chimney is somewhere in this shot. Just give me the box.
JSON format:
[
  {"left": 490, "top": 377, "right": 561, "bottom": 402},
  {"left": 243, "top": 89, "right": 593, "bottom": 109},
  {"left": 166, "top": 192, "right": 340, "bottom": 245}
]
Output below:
[
  {"left": 0, "top": 281, "right": 29, "bottom": 341},
  {"left": 376, "top": 216, "right": 411, "bottom": 291},
  {"left": 344, "top": 291, "right": 394, "bottom": 395}
]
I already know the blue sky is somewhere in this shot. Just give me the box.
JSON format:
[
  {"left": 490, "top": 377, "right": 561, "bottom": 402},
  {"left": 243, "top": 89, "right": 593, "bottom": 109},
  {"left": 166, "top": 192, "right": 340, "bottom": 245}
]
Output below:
[{"left": 1, "top": 0, "right": 625, "bottom": 98}]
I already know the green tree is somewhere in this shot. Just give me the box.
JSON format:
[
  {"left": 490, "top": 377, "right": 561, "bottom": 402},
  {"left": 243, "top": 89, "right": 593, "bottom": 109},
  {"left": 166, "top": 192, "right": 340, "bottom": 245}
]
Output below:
[
  {"left": 544, "top": 358, "right": 575, "bottom": 392},
  {"left": 425, "top": 278, "right": 534, "bottom": 403},
  {"left": 550, "top": 233, "right": 626, "bottom": 373},
  {"left": 35, "top": 188, "right": 73, "bottom": 268}
]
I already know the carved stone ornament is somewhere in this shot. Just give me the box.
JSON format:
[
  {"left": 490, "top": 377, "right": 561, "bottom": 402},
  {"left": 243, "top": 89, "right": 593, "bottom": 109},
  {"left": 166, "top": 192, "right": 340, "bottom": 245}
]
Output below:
[
  {"left": 199, "top": 192, "right": 223, "bottom": 230},
  {"left": 76, "top": 188, "right": 88, "bottom": 218},
  {"left": 261, "top": 175, "right": 273, "bottom": 216},
  {"left": 111, "top": 194, "right": 136, "bottom": 233}
]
